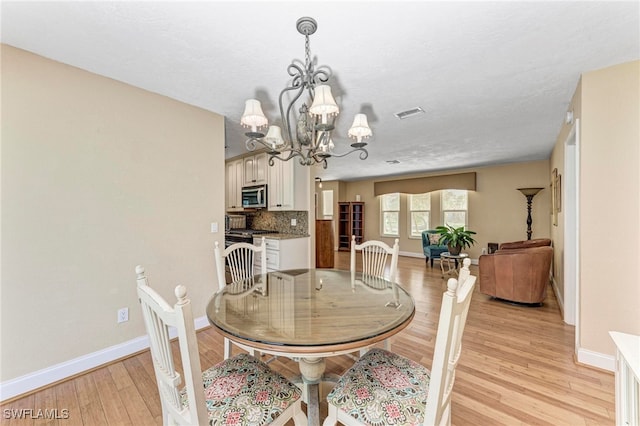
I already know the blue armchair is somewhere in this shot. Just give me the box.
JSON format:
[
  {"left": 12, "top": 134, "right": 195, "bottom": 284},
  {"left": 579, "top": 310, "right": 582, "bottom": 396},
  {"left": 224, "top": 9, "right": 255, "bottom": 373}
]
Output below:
[{"left": 422, "top": 230, "right": 448, "bottom": 267}]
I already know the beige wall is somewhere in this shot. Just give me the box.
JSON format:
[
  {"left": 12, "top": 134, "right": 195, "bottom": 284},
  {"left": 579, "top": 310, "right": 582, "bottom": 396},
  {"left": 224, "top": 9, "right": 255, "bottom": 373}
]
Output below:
[
  {"left": 1, "top": 46, "right": 226, "bottom": 380},
  {"left": 331, "top": 161, "right": 551, "bottom": 260},
  {"left": 579, "top": 60, "right": 640, "bottom": 355}
]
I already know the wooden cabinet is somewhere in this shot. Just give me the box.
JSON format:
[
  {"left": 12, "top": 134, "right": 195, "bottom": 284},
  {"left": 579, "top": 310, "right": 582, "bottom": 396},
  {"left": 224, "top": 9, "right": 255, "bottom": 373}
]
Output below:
[
  {"left": 243, "top": 153, "right": 268, "bottom": 186},
  {"left": 315, "top": 220, "right": 334, "bottom": 268},
  {"left": 225, "top": 159, "right": 244, "bottom": 211},
  {"left": 338, "top": 202, "right": 365, "bottom": 251},
  {"left": 267, "top": 159, "right": 308, "bottom": 211}
]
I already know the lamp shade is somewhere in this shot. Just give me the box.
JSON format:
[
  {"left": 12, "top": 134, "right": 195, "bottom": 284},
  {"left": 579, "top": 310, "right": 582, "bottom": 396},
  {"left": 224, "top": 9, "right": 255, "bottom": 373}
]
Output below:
[
  {"left": 264, "top": 125, "right": 285, "bottom": 147},
  {"left": 241, "top": 99, "right": 268, "bottom": 132},
  {"left": 348, "top": 113, "right": 373, "bottom": 142},
  {"left": 309, "top": 85, "right": 339, "bottom": 123},
  {"left": 517, "top": 187, "right": 544, "bottom": 197}
]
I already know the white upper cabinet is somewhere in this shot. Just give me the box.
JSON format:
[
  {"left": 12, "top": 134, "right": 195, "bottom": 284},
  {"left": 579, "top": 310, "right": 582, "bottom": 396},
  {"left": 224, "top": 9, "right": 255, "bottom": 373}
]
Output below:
[
  {"left": 225, "top": 159, "right": 244, "bottom": 211},
  {"left": 243, "top": 153, "right": 268, "bottom": 186},
  {"left": 268, "top": 159, "right": 309, "bottom": 211}
]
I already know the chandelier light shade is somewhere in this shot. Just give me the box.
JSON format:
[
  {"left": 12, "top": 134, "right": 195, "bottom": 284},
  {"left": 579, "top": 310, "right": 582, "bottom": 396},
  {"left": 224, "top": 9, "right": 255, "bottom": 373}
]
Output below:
[
  {"left": 240, "top": 99, "right": 268, "bottom": 134},
  {"left": 242, "top": 17, "right": 372, "bottom": 168},
  {"left": 264, "top": 125, "right": 285, "bottom": 148}
]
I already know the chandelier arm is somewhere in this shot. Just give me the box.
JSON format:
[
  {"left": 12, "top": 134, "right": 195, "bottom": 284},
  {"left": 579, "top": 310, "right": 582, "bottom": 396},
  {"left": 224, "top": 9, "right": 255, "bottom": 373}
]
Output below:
[
  {"left": 324, "top": 147, "right": 369, "bottom": 160},
  {"left": 279, "top": 85, "right": 306, "bottom": 147},
  {"left": 310, "top": 67, "right": 331, "bottom": 85},
  {"left": 268, "top": 147, "right": 305, "bottom": 164}
]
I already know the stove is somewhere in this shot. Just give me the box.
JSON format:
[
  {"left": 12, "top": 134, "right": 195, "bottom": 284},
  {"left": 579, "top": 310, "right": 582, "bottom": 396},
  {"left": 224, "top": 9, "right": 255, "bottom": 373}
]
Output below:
[{"left": 225, "top": 229, "right": 274, "bottom": 246}]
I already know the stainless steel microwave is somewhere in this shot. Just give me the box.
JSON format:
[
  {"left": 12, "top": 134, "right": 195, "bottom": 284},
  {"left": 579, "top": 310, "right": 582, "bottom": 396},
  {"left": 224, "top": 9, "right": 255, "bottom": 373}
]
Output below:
[{"left": 242, "top": 184, "right": 267, "bottom": 208}]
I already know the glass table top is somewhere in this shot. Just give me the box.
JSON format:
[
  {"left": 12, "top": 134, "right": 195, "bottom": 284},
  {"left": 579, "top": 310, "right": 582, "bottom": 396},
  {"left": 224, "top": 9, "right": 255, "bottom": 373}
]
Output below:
[{"left": 206, "top": 269, "right": 415, "bottom": 348}]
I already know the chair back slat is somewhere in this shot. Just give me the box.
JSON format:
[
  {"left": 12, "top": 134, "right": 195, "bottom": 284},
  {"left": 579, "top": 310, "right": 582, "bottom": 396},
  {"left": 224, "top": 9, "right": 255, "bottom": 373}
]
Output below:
[
  {"left": 135, "top": 266, "right": 208, "bottom": 425},
  {"left": 423, "top": 258, "right": 476, "bottom": 426}
]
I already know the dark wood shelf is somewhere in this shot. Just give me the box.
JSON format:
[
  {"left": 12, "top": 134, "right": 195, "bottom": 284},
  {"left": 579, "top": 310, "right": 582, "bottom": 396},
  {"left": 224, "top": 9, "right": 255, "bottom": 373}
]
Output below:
[{"left": 337, "top": 202, "right": 365, "bottom": 251}]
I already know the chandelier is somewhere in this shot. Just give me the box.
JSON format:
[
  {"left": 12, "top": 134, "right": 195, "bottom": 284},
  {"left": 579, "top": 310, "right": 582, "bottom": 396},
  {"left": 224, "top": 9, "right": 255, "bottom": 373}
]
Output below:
[{"left": 240, "top": 17, "right": 372, "bottom": 169}]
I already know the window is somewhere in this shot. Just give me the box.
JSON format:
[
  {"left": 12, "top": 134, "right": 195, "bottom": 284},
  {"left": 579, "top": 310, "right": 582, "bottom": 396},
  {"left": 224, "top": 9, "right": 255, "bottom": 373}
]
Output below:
[
  {"left": 380, "top": 193, "right": 400, "bottom": 236},
  {"left": 409, "top": 193, "right": 430, "bottom": 238},
  {"left": 441, "top": 189, "right": 468, "bottom": 228}
]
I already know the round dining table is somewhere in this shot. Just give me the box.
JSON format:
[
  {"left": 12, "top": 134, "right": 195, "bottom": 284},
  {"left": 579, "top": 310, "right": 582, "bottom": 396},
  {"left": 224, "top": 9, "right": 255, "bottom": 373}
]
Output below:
[{"left": 206, "top": 268, "right": 415, "bottom": 426}]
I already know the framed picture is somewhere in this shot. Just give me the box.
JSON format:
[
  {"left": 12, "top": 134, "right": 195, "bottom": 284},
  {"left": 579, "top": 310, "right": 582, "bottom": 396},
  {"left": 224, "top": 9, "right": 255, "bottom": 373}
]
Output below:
[
  {"left": 551, "top": 168, "right": 558, "bottom": 226},
  {"left": 555, "top": 173, "right": 562, "bottom": 213}
]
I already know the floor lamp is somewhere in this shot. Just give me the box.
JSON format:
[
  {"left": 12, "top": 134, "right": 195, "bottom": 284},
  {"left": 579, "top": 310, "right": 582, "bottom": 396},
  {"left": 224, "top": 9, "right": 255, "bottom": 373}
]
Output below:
[{"left": 517, "top": 187, "right": 544, "bottom": 240}]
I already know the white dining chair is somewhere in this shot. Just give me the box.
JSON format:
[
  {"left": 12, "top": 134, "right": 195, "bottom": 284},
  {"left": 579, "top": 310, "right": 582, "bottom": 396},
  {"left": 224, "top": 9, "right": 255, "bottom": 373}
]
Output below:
[
  {"left": 350, "top": 235, "right": 400, "bottom": 284},
  {"left": 135, "top": 265, "right": 307, "bottom": 426},
  {"left": 214, "top": 237, "right": 266, "bottom": 359},
  {"left": 323, "top": 258, "right": 476, "bottom": 426},
  {"left": 214, "top": 237, "right": 267, "bottom": 291},
  {"left": 350, "top": 236, "right": 399, "bottom": 353}
]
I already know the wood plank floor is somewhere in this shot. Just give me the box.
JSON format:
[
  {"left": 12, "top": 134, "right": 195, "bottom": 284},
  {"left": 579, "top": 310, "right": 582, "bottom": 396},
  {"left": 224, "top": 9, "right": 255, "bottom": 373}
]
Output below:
[{"left": 1, "top": 253, "right": 615, "bottom": 425}]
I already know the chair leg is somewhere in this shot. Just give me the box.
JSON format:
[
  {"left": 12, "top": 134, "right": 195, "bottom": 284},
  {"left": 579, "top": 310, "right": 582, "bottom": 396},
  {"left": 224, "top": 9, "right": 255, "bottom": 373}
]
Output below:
[
  {"left": 323, "top": 404, "right": 339, "bottom": 426},
  {"left": 223, "top": 338, "right": 232, "bottom": 360},
  {"left": 431, "top": 257, "right": 434, "bottom": 268},
  {"left": 425, "top": 256, "right": 429, "bottom": 264}
]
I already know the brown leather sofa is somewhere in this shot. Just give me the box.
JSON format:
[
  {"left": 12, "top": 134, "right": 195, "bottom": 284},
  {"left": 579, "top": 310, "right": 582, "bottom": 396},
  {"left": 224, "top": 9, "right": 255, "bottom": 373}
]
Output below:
[{"left": 479, "top": 239, "right": 552, "bottom": 305}]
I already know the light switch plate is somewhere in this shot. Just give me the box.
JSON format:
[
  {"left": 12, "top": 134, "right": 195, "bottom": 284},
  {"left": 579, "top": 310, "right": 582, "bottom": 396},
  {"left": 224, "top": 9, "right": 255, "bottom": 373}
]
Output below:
[{"left": 211, "top": 222, "right": 218, "bottom": 233}]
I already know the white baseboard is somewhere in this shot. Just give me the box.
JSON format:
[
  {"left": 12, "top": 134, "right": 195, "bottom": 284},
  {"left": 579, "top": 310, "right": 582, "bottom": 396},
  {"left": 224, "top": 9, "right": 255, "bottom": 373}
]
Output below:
[
  {"left": 399, "top": 251, "right": 479, "bottom": 265},
  {"left": 577, "top": 347, "right": 615, "bottom": 372},
  {"left": 399, "top": 251, "right": 423, "bottom": 259},
  {"left": 0, "top": 315, "right": 210, "bottom": 402}
]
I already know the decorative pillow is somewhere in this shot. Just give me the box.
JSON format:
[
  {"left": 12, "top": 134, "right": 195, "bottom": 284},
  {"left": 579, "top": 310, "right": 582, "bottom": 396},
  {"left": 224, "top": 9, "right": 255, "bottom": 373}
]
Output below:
[{"left": 428, "top": 233, "right": 441, "bottom": 245}]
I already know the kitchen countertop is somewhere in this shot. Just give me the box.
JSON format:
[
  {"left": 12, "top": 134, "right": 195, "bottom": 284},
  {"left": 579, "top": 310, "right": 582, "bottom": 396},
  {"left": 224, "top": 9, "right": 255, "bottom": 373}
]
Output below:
[{"left": 259, "top": 233, "right": 310, "bottom": 240}]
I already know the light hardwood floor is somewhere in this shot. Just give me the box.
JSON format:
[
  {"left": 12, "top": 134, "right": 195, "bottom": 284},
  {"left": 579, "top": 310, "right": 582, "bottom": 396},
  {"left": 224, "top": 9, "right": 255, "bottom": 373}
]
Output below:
[{"left": 1, "top": 252, "right": 615, "bottom": 425}]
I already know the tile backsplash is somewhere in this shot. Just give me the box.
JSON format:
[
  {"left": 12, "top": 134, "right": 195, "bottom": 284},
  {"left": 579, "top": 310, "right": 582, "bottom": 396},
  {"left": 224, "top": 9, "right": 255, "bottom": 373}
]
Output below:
[{"left": 246, "top": 210, "right": 309, "bottom": 235}]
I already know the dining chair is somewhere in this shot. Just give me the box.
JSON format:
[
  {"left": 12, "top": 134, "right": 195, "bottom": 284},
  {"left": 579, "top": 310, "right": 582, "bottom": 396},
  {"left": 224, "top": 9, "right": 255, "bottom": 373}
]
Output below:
[
  {"left": 214, "top": 237, "right": 266, "bottom": 359},
  {"left": 323, "top": 258, "right": 476, "bottom": 426},
  {"left": 350, "top": 236, "right": 400, "bottom": 354},
  {"left": 350, "top": 235, "right": 400, "bottom": 283},
  {"left": 135, "top": 265, "right": 307, "bottom": 426}
]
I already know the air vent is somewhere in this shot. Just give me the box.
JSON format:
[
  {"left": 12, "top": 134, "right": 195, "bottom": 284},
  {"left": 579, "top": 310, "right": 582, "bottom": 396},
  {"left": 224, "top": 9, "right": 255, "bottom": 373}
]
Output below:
[
  {"left": 386, "top": 160, "right": 400, "bottom": 164},
  {"left": 394, "top": 107, "right": 425, "bottom": 120}
]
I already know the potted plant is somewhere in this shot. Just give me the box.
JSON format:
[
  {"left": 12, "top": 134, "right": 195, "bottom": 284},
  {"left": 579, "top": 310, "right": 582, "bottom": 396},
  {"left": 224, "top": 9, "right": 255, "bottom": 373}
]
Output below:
[{"left": 435, "top": 224, "right": 477, "bottom": 255}]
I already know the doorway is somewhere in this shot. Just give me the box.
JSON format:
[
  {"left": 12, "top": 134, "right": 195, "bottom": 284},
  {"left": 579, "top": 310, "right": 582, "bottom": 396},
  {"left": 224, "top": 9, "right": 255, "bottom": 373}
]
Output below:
[{"left": 563, "top": 119, "right": 580, "bottom": 353}]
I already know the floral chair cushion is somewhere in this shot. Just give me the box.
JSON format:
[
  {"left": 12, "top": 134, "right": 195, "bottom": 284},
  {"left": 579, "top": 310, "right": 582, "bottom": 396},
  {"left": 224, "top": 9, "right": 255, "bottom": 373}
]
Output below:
[
  {"left": 180, "top": 353, "right": 302, "bottom": 426},
  {"left": 326, "top": 348, "right": 430, "bottom": 426}
]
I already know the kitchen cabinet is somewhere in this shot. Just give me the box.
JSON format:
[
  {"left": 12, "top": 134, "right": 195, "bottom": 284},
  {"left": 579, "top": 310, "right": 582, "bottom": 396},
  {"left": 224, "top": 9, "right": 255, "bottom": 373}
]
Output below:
[
  {"left": 267, "top": 160, "right": 308, "bottom": 211},
  {"left": 253, "top": 236, "right": 309, "bottom": 272},
  {"left": 338, "top": 202, "right": 365, "bottom": 251},
  {"left": 243, "top": 153, "right": 268, "bottom": 186},
  {"left": 225, "top": 159, "right": 244, "bottom": 211}
]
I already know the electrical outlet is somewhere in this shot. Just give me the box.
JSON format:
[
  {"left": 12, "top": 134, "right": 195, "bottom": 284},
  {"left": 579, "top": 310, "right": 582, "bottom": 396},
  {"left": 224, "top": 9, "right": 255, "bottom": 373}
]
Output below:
[
  {"left": 117, "top": 307, "right": 129, "bottom": 323},
  {"left": 291, "top": 218, "right": 297, "bottom": 226}
]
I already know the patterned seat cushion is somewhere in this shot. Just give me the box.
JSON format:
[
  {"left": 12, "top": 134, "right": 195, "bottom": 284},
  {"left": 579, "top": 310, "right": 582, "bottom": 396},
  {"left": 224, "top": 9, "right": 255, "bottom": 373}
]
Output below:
[
  {"left": 181, "top": 353, "right": 301, "bottom": 426},
  {"left": 327, "top": 348, "right": 430, "bottom": 426}
]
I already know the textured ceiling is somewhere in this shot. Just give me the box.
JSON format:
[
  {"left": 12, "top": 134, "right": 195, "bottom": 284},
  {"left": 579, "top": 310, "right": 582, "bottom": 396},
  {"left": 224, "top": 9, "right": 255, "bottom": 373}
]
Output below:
[{"left": 2, "top": 1, "right": 639, "bottom": 181}]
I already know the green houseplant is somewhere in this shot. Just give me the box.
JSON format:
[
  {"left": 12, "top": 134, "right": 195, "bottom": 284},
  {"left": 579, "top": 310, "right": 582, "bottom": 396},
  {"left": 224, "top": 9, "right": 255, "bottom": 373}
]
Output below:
[{"left": 435, "top": 224, "right": 477, "bottom": 255}]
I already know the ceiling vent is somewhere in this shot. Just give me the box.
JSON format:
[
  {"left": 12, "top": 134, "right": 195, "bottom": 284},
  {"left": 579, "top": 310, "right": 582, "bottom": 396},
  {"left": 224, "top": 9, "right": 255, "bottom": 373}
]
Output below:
[
  {"left": 394, "top": 107, "right": 425, "bottom": 120},
  {"left": 386, "top": 160, "right": 400, "bottom": 164}
]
